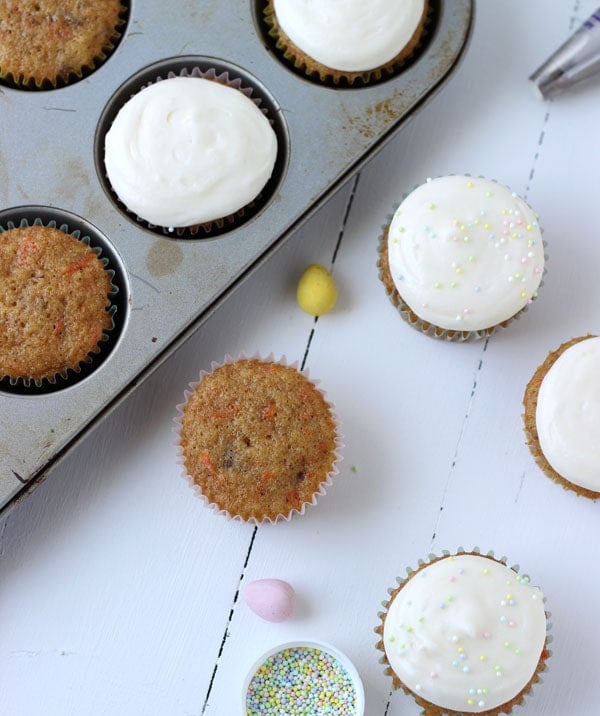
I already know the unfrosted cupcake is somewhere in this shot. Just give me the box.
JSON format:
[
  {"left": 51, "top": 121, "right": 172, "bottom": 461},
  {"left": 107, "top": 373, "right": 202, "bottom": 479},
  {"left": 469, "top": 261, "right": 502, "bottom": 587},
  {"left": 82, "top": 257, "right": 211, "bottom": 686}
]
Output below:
[
  {"left": 0, "top": 223, "right": 113, "bottom": 385},
  {"left": 377, "top": 175, "right": 545, "bottom": 341},
  {"left": 175, "top": 356, "right": 342, "bottom": 523},
  {"left": 523, "top": 334, "right": 600, "bottom": 499},
  {"left": 104, "top": 74, "right": 278, "bottom": 232},
  {"left": 264, "top": 0, "right": 430, "bottom": 86},
  {"left": 376, "top": 550, "right": 551, "bottom": 715},
  {"left": 0, "top": 0, "right": 127, "bottom": 89}
]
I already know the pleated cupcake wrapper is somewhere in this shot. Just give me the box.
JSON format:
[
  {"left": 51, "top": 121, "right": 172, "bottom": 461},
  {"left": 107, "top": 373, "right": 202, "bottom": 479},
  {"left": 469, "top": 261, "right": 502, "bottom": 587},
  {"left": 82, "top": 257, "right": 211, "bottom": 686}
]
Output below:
[
  {"left": 0, "top": 3, "right": 129, "bottom": 91},
  {"left": 262, "top": 0, "right": 434, "bottom": 88},
  {"left": 374, "top": 548, "right": 552, "bottom": 716},
  {"left": 377, "top": 177, "right": 548, "bottom": 342},
  {"left": 110, "top": 66, "right": 273, "bottom": 237},
  {"left": 173, "top": 351, "right": 344, "bottom": 524},
  {"left": 0, "top": 216, "right": 118, "bottom": 389},
  {"left": 522, "top": 334, "right": 600, "bottom": 501}
]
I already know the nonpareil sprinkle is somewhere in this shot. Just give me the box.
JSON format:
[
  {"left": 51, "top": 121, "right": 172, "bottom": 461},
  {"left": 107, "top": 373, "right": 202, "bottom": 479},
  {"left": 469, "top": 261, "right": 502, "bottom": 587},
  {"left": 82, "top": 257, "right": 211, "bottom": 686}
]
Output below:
[{"left": 246, "top": 646, "right": 357, "bottom": 715}]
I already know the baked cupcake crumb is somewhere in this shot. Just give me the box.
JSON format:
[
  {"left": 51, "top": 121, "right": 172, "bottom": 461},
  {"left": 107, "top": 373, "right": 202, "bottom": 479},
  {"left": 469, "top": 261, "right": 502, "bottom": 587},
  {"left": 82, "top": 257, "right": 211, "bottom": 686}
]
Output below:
[
  {"left": 178, "top": 358, "right": 341, "bottom": 522},
  {"left": 0, "top": 224, "right": 112, "bottom": 384},
  {"left": 0, "top": 0, "right": 127, "bottom": 89}
]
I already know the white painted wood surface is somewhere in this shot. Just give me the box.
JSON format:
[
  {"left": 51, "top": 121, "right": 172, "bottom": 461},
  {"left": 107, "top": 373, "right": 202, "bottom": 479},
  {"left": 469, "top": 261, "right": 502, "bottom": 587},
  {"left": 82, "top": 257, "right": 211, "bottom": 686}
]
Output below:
[{"left": 2, "top": 2, "right": 600, "bottom": 714}]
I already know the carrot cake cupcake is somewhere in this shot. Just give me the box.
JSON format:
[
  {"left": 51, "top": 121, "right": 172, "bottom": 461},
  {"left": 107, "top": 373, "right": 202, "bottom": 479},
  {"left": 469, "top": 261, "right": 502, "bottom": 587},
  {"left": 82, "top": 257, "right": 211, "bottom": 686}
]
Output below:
[
  {"left": 376, "top": 551, "right": 550, "bottom": 714},
  {"left": 378, "top": 175, "right": 545, "bottom": 340},
  {"left": 0, "top": 0, "right": 127, "bottom": 89},
  {"left": 264, "top": 0, "right": 430, "bottom": 85},
  {"left": 176, "top": 357, "right": 342, "bottom": 523},
  {"left": 0, "top": 224, "right": 113, "bottom": 384},
  {"left": 104, "top": 75, "right": 278, "bottom": 230},
  {"left": 523, "top": 334, "right": 600, "bottom": 498}
]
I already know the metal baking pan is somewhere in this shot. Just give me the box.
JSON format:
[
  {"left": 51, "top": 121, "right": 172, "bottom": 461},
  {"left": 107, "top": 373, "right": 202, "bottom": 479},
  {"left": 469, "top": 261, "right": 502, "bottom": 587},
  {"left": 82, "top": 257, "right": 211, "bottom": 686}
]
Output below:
[{"left": 0, "top": 0, "right": 473, "bottom": 514}]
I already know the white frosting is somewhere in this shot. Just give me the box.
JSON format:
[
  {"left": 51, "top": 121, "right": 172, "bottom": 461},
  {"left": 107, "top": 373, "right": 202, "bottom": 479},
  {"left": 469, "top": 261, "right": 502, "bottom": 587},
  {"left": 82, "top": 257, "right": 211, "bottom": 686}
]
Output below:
[
  {"left": 384, "top": 554, "right": 546, "bottom": 713},
  {"left": 104, "top": 77, "right": 278, "bottom": 228},
  {"left": 273, "top": 0, "right": 425, "bottom": 72},
  {"left": 536, "top": 336, "right": 600, "bottom": 491},
  {"left": 387, "top": 176, "right": 545, "bottom": 331}
]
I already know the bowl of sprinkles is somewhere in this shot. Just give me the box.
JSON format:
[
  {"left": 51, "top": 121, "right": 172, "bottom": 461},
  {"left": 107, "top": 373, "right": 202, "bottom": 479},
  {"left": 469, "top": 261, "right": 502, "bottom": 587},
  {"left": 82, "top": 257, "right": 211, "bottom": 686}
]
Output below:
[{"left": 243, "top": 640, "right": 365, "bottom": 715}]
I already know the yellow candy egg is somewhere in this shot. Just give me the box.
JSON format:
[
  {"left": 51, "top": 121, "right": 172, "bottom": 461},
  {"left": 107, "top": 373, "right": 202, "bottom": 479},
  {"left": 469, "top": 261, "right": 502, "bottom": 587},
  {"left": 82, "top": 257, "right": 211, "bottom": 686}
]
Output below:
[{"left": 297, "top": 264, "right": 337, "bottom": 316}]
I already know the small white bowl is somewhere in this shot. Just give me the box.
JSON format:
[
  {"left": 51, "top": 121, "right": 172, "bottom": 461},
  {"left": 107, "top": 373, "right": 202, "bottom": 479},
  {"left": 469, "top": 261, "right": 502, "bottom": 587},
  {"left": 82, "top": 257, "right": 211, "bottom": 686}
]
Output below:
[{"left": 242, "top": 639, "right": 365, "bottom": 715}]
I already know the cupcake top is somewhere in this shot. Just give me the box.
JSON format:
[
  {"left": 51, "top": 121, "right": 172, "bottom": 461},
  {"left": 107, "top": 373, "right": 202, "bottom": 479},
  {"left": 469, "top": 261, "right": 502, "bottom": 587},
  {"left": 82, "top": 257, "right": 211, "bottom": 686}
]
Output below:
[
  {"left": 387, "top": 176, "right": 544, "bottom": 331},
  {"left": 535, "top": 335, "right": 600, "bottom": 492},
  {"left": 272, "top": 0, "right": 426, "bottom": 72},
  {"left": 104, "top": 76, "right": 278, "bottom": 229},
  {"left": 0, "top": 225, "right": 112, "bottom": 383},
  {"left": 382, "top": 553, "right": 547, "bottom": 714},
  {"left": 0, "top": 0, "right": 125, "bottom": 88},
  {"left": 178, "top": 358, "right": 340, "bottom": 522}
]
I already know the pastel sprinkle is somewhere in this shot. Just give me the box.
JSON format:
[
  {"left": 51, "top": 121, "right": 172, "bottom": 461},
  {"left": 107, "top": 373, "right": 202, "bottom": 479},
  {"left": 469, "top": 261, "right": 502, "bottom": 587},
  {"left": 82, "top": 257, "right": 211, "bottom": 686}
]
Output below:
[{"left": 245, "top": 646, "right": 357, "bottom": 716}]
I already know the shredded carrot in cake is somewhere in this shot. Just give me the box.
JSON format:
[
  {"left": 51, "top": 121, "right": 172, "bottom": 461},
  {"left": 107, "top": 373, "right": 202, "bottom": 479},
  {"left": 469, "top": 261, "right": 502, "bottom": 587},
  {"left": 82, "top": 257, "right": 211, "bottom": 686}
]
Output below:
[
  {"left": 210, "top": 404, "right": 240, "bottom": 420},
  {"left": 286, "top": 490, "right": 301, "bottom": 510},
  {"left": 63, "top": 252, "right": 95, "bottom": 275},
  {"left": 262, "top": 402, "right": 277, "bottom": 419},
  {"left": 199, "top": 452, "right": 214, "bottom": 473},
  {"left": 52, "top": 319, "right": 65, "bottom": 336}
]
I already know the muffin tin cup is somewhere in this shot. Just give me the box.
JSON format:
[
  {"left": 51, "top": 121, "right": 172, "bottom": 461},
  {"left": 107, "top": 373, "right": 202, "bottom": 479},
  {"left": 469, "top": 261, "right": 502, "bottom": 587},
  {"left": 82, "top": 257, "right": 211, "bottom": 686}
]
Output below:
[
  {"left": 376, "top": 177, "right": 548, "bottom": 343},
  {"left": 260, "top": 0, "right": 438, "bottom": 89},
  {"left": 95, "top": 57, "right": 289, "bottom": 240},
  {"left": 1, "top": 0, "right": 472, "bottom": 512},
  {"left": 374, "top": 547, "right": 552, "bottom": 716},
  {"left": 243, "top": 639, "right": 365, "bottom": 715},
  {"left": 0, "top": 207, "right": 129, "bottom": 395},
  {"left": 173, "top": 352, "right": 344, "bottom": 524}
]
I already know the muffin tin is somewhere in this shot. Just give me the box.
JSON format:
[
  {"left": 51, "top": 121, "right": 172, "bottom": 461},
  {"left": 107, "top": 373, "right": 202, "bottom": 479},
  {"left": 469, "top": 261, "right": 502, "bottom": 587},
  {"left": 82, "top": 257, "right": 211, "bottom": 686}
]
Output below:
[{"left": 0, "top": 0, "right": 472, "bottom": 513}]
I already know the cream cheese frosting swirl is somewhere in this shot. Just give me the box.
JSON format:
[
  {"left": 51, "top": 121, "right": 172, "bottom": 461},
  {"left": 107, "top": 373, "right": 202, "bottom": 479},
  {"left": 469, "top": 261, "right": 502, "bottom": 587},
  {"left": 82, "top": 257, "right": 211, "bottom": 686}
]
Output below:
[
  {"left": 535, "top": 336, "right": 600, "bottom": 491},
  {"left": 104, "top": 76, "right": 278, "bottom": 228},
  {"left": 273, "top": 0, "right": 426, "bottom": 72},
  {"left": 387, "top": 176, "right": 545, "bottom": 332},
  {"left": 383, "top": 554, "right": 547, "bottom": 713}
]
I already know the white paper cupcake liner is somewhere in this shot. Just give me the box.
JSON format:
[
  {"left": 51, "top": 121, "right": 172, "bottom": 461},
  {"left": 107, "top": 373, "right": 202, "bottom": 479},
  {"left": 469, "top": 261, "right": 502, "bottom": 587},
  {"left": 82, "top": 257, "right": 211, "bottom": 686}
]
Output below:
[{"left": 173, "top": 352, "right": 344, "bottom": 524}]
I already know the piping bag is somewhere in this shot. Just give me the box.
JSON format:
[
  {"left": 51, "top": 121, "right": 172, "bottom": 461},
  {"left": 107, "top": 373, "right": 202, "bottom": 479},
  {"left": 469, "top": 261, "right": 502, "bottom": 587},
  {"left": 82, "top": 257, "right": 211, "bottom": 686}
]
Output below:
[{"left": 530, "top": 8, "right": 600, "bottom": 99}]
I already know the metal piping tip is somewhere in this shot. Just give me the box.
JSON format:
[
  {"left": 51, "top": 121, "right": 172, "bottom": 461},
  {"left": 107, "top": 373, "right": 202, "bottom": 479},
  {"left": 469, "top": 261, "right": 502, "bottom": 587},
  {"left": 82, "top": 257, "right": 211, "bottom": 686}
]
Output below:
[{"left": 529, "top": 8, "right": 600, "bottom": 100}]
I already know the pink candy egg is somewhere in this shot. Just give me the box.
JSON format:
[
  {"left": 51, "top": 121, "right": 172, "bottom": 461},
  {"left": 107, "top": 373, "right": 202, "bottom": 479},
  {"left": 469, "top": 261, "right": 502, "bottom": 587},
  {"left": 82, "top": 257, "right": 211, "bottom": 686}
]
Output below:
[{"left": 244, "top": 579, "right": 295, "bottom": 622}]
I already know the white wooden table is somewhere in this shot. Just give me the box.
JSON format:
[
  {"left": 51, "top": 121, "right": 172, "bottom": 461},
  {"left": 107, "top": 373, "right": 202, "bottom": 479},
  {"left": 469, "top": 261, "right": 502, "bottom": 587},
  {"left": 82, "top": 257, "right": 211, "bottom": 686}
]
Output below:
[{"left": 2, "top": 2, "right": 600, "bottom": 714}]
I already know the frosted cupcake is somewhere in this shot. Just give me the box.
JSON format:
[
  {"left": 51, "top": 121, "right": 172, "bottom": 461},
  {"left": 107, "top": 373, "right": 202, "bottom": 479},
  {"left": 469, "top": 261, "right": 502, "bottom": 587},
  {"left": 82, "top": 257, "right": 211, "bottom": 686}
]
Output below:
[
  {"left": 523, "top": 335, "right": 600, "bottom": 499},
  {"left": 377, "top": 175, "right": 545, "bottom": 340},
  {"left": 264, "top": 0, "right": 430, "bottom": 86},
  {"left": 0, "top": 223, "right": 114, "bottom": 386},
  {"left": 175, "top": 356, "right": 342, "bottom": 523},
  {"left": 0, "top": 0, "right": 127, "bottom": 89},
  {"left": 376, "top": 550, "right": 550, "bottom": 715},
  {"left": 104, "top": 74, "right": 278, "bottom": 232}
]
